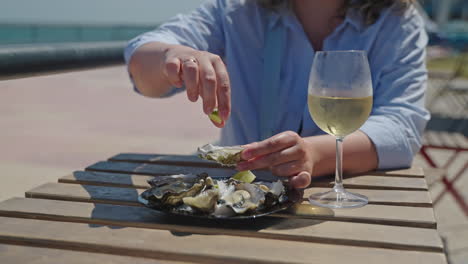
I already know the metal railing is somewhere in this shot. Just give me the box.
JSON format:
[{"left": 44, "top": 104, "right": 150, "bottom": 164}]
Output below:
[
  {"left": 0, "top": 41, "right": 126, "bottom": 80},
  {"left": 0, "top": 23, "right": 161, "bottom": 80}
]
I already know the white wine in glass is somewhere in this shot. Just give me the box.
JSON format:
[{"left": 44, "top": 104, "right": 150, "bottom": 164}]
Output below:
[{"left": 308, "top": 51, "right": 373, "bottom": 209}]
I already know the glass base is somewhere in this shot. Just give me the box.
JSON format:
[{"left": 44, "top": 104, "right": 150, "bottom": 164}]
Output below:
[{"left": 308, "top": 187, "right": 368, "bottom": 209}]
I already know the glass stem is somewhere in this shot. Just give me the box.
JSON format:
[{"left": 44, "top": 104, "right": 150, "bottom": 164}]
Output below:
[{"left": 334, "top": 137, "right": 344, "bottom": 191}]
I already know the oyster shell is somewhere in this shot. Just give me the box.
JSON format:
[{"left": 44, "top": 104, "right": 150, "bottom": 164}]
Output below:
[
  {"left": 145, "top": 173, "right": 211, "bottom": 208},
  {"left": 213, "top": 181, "right": 267, "bottom": 215},
  {"left": 263, "top": 180, "right": 287, "bottom": 207},
  {"left": 147, "top": 173, "right": 199, "bottom": 187},
  {"left": 197, "top": 144, "right": 244, "bottom": 166},
  {"left": 183, "top": 189, "right": 219, "bottom": 212},
  {"left": 237, "top": 183, "right": 266, "bottom": 205},
  {"left": 268, "top": 180, "right": 285, "bottom": 197}
]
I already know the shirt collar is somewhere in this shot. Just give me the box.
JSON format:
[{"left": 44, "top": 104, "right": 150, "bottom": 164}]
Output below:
[
  {"left": 344, "top": 8, "right": 366, "bottom": 32},
  {"left": 267, "top": 6, "right": 366, "bottom": 33},
  {"left": 266, "top": 6, "right": 289, "bottom": 30}
]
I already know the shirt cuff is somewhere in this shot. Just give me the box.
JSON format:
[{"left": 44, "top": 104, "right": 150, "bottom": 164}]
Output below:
[
  {"left": 124, "top": 31, "right": 180, "bottom": 65},
  {"left": 124, "top": 32, "right": 181, "bottom": 95},
  {"left": 359, "top": 116, "right": 413, "bottom": 170}
]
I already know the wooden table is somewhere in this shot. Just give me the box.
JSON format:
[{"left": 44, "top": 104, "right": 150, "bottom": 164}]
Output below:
[{"left": 0, "top": 153, "right": 448, "bottom": 263}]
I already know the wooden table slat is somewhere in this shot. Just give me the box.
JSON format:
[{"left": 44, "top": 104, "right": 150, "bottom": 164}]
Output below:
[
  {"left": 87, "top": 161, "right": 234, "bottom": 176},
  {"left": 281, "top": 203, "right": 437, "bottom": 229},
  {"left": 110, "top": 153, "right": 223, "bottom": 168},
  {"left": 0, "top": 216, "right": 447, "bottom": 264},
  {"left": 58, "top": 172, "right": 432, "bottom": 207},
  {"left": 60, "top": 171, "right": 153, "bottom": 189},
  {"left": 59, "top": 171, "right": 428, "bottom": 192},
  {"left": 303, "top": 188, "right": 433, "bottom": 207},
  {"left": 107, "top": 155, "right": 425, "bottom": 177},
  {"left": 0, "top": 198, "right": 443, "bottom": 252},
  {"left": 87, "top": 161, "right": 277, "bottom": 181},
  {"left": 24, "top": 183, "right": 437, "bottom": 228},
  {"left": 0, "top": 244, "right": 182, "bottom": 264},
  {"left": 368, "top": 167, "right": 424, "bottom": 178}
]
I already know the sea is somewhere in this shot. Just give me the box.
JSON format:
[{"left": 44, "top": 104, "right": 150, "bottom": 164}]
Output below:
[{"left": 0, "top": 0, "right": 204, "bottom": 45}]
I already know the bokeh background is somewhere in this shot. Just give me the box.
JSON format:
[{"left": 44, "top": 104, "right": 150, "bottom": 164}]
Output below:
[{"left": 0, "top": 1, "right": 467, "bottom": 263}]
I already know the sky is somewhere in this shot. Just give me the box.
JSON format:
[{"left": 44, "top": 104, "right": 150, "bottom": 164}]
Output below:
[{"left": 0, "top": 0, "right": 206, "bottom": 25}]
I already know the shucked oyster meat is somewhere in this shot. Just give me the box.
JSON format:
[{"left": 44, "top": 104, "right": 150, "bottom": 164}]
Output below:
[
  {"left": 141, "top": 173, "right": 289, "bottom": 217},
  {"left": 197, "top": 144, "right": 244, "bottom": 166}
]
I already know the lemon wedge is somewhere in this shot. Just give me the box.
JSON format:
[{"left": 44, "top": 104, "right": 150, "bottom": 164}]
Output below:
[
  {"left": 209, "top": 109, "right": 222, "bottom": 124},
  {"left": 231, "top": 170, "right": 256, "bottom": 183}
]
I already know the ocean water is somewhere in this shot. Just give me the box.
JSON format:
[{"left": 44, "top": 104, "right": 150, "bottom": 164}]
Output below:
[
  {"left": 0, "top": 24, "right": 156, "bottom": 45},
  {"left": 0, "top": 0, "right": 205, "bottom": 25},
  {"left": 0, "top": 0, "right": 204, "bottom": 45}
]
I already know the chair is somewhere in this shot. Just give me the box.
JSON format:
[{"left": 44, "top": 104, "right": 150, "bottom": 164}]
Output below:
[{"left": 421, "top": 51, "right": 468, "bottom": 216}]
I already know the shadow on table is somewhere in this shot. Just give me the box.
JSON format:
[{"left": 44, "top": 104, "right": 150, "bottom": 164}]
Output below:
[
  {"left": 72, "top": 171, "right": 141, "bottom": 230},
  {"left": 155, "top": 213, "right": 327, "bottom": 237}
]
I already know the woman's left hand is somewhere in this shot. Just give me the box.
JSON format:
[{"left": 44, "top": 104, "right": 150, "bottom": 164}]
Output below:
[{"left": 236, "top": 131, "right": 313, "bottom": 189}]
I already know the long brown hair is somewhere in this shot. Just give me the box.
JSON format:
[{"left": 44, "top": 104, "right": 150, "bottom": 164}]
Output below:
[{"left": 257, "top": 0, "right": 416, "bottom": 25}]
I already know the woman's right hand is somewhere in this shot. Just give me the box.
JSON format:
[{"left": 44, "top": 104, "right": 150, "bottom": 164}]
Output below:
[{"left": 162, "top": 44, "right": 231, "bottom": 128}]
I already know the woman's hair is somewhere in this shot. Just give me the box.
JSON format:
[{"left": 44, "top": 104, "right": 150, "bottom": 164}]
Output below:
[{"left": 257, "top": 0, "right": 416, "bottom": 25}]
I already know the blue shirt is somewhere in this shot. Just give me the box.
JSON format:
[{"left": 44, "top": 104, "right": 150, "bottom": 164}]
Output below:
[{"left": 125, "top": 0, "right": 430, "bottom": 169}]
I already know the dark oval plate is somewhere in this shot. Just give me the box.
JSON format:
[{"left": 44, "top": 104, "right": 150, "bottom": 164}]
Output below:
[{"left": 138, "top": 178, "right": 303, "bottom": 220}]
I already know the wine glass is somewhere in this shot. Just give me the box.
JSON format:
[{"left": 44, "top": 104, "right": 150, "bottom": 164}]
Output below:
[{"left": 307, "top": 50, "right": 372, "bottom": 209}]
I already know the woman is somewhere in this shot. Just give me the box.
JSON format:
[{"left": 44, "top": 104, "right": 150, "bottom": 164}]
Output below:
[{"left": 125, "top": 0, "right": 429, "bottom": 189}]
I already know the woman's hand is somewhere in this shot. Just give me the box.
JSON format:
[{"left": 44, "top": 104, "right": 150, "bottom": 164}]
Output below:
[
  {"left": 236, "top": 131, "right": 314, "bottom": 189},
  {"left": 162, "top": 45, "right": 231, "bottom": 127}
]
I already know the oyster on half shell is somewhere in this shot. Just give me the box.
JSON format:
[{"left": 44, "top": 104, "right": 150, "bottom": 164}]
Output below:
[
  {"left": 213, "top": 181, "right": 267, "bottom": 216},
  {"left": 183, "top": 189, "right": 219, "bottom": 213},
  {"left": 197, "top": 144, "right": 244, "bottom": 166},
  {"left": 144, "top": 173, "right": 213, "bottom": 209}
]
